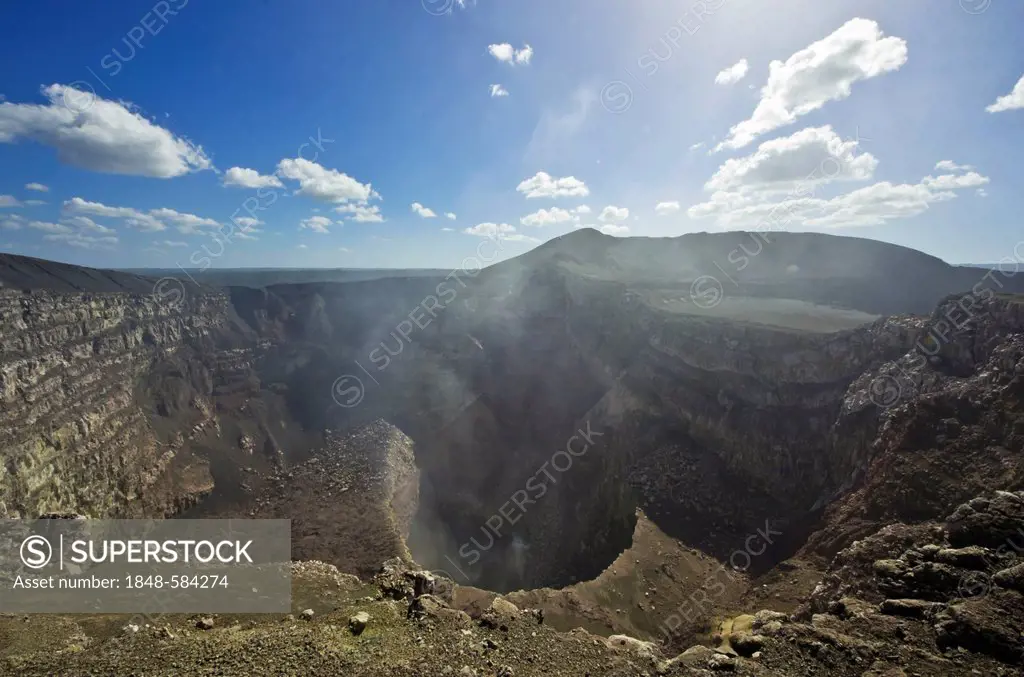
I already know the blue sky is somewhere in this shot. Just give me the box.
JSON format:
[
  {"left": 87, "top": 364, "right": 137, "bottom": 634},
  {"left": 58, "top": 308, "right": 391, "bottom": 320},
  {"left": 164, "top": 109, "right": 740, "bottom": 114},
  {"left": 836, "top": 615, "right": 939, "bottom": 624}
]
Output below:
[{"left": 0, "top": 0, "right": 1021, "bottom": 270}]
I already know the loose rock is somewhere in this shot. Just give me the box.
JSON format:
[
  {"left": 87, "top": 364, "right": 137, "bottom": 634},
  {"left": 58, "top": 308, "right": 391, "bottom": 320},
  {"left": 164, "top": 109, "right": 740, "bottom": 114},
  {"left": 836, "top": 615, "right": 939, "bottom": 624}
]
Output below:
[{"left": 349, "top": 611, "right": 370, "bottom": 635}]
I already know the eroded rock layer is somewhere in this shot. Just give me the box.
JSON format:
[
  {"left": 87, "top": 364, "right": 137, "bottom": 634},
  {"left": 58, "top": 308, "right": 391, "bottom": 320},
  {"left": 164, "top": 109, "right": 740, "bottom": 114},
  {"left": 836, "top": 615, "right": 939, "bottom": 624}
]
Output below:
[{"left": 0, "top": 289, "right": 231, "bottom": 517}]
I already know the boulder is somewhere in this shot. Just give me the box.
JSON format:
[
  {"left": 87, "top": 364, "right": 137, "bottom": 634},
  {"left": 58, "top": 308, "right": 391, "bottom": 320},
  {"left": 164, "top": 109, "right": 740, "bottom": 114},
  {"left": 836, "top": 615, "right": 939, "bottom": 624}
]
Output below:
[
  {"left": 751, "top": 610, "right": 787, "bottom": 628},
  {"left": 606, "top": 634, "right": 660, "bottom": 662},
  {"left": 934, "top": 597, "right": 1024, "bottom": 664},
  {"left": 879, "top": 598, "right": 944, "bottom": 619},
  {"left": 947, "top": 491, "right": 1024, "bottom": 549},
  {"left": 934, "top": 546, "right": 993, "bottom": 570},
  {"left": 488, "top": 597, "right": 520, "bottom": 619},
  {"left": 707, "top": 652, "right": 737, "bottom": 671},
  {"left": 663, "top": 645, "right": 717, "bottom": 670},
  {"left": 992, "top": 562, "right": 1024, "bottom": 593},
  {"left": 349, "top": 611, "right": 370, "bottom": 635}
]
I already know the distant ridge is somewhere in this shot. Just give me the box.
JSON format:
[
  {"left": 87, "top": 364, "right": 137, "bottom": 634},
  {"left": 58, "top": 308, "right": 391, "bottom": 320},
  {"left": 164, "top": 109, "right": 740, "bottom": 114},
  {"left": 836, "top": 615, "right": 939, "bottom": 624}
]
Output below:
[
  {"left": 0, "top": 252, "right": 159, "bottom": 294},
  {"left": 483, "top": 229, "right": 1024, "bottom": 315},
  {"left": 957, "top": 263, "right": 1022, "bottom": 271},
  {"left": 4, "top": 233, "right": 1023, "bottom": 312},
  {"left": 118, "top": 267, "right": 450, "bottom": 288}
]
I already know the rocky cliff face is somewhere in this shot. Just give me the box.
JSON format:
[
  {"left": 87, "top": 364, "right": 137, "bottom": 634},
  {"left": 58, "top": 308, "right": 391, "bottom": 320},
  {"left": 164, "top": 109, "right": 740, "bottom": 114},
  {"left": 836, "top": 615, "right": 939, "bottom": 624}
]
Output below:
[
  {"left": 803, "top": 294, "right": 1024, "bottom": 557},
  {"left": 0, "top": 288, "right": 232, "bottom": 518}
]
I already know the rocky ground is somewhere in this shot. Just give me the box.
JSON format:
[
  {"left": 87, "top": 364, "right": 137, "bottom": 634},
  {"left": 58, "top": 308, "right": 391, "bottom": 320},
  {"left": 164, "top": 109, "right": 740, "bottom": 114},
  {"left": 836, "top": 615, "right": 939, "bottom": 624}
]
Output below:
[
  {"left": 462, "top": 509, "right": 812, "bottom": 657},
  {"left": 1, "top": 491, "right": 1021, "bottom": 675}
]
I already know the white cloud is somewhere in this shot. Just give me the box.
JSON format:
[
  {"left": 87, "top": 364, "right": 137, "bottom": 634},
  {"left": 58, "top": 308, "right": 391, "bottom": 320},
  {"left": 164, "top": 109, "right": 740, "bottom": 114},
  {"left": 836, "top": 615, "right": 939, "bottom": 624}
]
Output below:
[
  {"left": 706, "top": 126, "right": 877, "bottom": 194},
  {"left": 520, "top": 207, "right": 574, "bottom": 227},
  {"left": 519, "top": 204, "right": 592, "bottom": 227},
  {"left": 223, "top": 166, "right": 284, "bottom": 189},
  {"left": 28, "top": 220, "right": 73, "bottom": 234},
  {"left": 34, "top": 213, "right": 123, "bottom": 249},
  {"left": 0, "top": 195, "right": 20, "bottom": 208},
  {"left": 655, "top": 201, "right": 681, "bottom": 215},
  {"left": 465, "top": 222, "right": 515, "bottom": 237},
  {"left": 921, "top": 171, "right": 990, "bottom": 191},
  {"left": 61, "top": 198, "right": 221, "bottom": 234},
  {"left": 43, "top": 233, "right": 118, "bottom": 250},
  {"left": 935, "top": 160, "right": 974, "bottom": 172},
  {"left": 801, "top": 182, "right": 957, "bottom": 228},
  {"left": 411, "top": 202, "right": 437, "bottom": 218},
  {"left": 599, "top": 224, "right": 630, "bottom": 236},
  {"left": 0, "top": 214, "right": 24, "bottom": 230},
  {"left": 488, "top": 43, "right": 532, "bottom": 65},
  {"left": 64, "top": 197, "right": 127, "bottom": 218},
  {"left": 441, "top": 227, "right": 455, "bottom": 232},
  {"left": 488, "top": 43, "right": 514, "bottom": 62},
  {"left": 689, "top": 142, "right": 705, "bottom": 152},
  {"left": 714, "top": 58, "right": 749, "bottom": 86},
  {"left": 977, "top": 188, "right": 988, "bottom": 198},
  {"left": 232, "top": 216, "right": 263, "bottom": 230},
  {"left": 150, "top": 207, "right": 220, "bottom": 234},
  {"left": 24, "top": 199, "right": 45, "bottom": 206},
  {"left": 517, "top": 172, "right": 590, "bottom": 199},
  {"left": 515, "top": 44, "right": 534, "bottom": 65},
  {"left": 122, "top": 214, "right": 166, "bottom": 232},
  {"left": 25, "top": 182, "right": 48, "bottom": 192},
  {"left": 338, "top": 247, "right": 351, "bottom": 253},
  {"left": 299, "top": 215, "right": 334, "bottom": 234},
  {"left": 687, "top": 168, "right": 989, "bottom": 230},
  {"left": 464, "top": 222, "right": 539, "bottom": 243},
  {"left": 599, "top": 205, "right": 629, "bottom": 222},
  {"left": 490, "top": 84, "right": 510, "bottom": 98},
  {"left": 159, "top": 240, "right": 189, "bottom": 248},
  {"left": 335, "top": 203, "right": 384, "bottom": 223},
  {"left": 503, "top": 233, "right": 541, "bottom": 243},
  {"left": 445, "top": 212, "right": 457, "bottom": 220},
  {"left": 986, "top": 74, "right": 1024, "bottom": 113},
  {"left": 61, "top": 215, "right": 115, "bottom": 234},
  {"left": 0, "top": 84, "right": 211, "bottom": 177},
  {"left": 716, "top": 19, "right": 908, "bottom": 151},
  {"left": 63, "top": 197, "right": 166, "bottom": 232},
  {"left": 297, "top": 244, "right": 308, "bottom": 249},
  {"left": 276, "top": 158, "right": 377, "bottom": 203}
]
